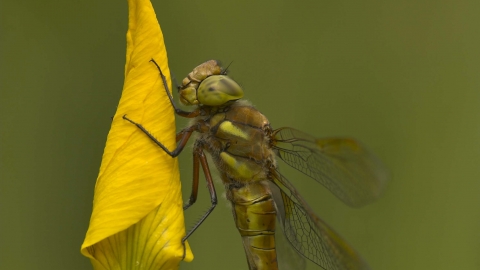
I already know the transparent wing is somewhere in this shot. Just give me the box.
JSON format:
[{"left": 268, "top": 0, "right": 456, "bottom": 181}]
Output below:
[
  {"left": 276, "top": 232, "right": 307, "bottom": 270},
  {"left": 269, "top": 170, "right": 370, "bottom": 270},
  {"left": 272, "top": 127, "right": 389, "bottom": 207},
  {"left": 272, "top": 183, "right": 307, "bottom": 270}
]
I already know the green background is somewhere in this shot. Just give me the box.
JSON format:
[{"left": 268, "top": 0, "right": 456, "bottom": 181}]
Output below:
[{"left": 1, "top": 0, "right": 479, "bottom": 269}]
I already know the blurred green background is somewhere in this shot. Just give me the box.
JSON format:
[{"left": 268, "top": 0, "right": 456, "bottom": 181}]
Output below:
[{"left": 1, "top": 0, "right": 479, "bottom": 269}]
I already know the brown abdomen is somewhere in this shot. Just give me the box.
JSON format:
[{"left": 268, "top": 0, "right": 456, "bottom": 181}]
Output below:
[{"left": 228, "top": 182, "right": 278, "bottom": 270}]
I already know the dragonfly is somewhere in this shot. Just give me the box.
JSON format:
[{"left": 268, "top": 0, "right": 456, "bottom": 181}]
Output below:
[{"left": 123, "top": 60, "right": 389, "bottom": 270}]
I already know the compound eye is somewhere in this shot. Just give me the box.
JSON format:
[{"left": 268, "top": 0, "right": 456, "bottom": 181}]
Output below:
[{"left": 197, "top": 75, "right": 244, "bottom": 106}]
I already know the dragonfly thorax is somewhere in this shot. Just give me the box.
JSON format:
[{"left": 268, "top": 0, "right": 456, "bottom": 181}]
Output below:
[{"left": 196, "top": 102, "right": 276, "bottom": 184}]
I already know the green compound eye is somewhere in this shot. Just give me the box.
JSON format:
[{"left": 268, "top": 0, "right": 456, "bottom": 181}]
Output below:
[{"left": 197, "top": 75, "right": 244, "bottom": 106}]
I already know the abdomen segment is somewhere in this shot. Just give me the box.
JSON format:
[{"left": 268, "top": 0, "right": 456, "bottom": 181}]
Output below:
[{"left": 229, "top": 182, "right": 279, "bottom": 270}]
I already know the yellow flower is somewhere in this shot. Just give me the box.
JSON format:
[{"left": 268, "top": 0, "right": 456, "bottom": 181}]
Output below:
[{"left": 81, "top": 0, "right": 193, "bottom": 269}]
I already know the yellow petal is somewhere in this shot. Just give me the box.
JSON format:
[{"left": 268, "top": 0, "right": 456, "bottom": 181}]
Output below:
[{"left": 81, "top": 0, "right": 193, "bottom": 268}]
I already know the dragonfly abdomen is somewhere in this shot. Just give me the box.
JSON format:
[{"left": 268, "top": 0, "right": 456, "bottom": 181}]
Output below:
[{"left": 229, "top": 182, "right": 279, "bottom": 270}]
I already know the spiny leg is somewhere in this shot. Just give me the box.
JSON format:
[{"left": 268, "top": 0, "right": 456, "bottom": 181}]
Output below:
[
  {"left": 183, "top": 148, "right": 200, "bottom": 211},
  {"left": 182, "top": 145, "right": 218, "bottom": 241},
  {"left": 122, "top": 59, "right": 202, "bottom": 154},
  {"left": 122, "top": 115, "right": 197, "bottom": 157},
  {"left": 149, "top": 59, "right": 200, "bottom": 118}
]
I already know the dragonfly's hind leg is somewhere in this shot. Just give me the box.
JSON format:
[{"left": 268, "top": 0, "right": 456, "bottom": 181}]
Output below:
[{"left": 182, "top": 144, "right": 218, "bottom": 239}]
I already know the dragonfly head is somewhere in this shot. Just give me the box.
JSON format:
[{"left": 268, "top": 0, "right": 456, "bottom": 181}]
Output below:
[{"left": 178, "top": 60, "right": 243, "bottom": 106}]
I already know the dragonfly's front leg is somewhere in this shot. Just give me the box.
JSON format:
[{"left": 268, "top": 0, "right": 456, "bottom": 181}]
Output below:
[
  {"left": 150, "top": 59, "right": 200, "bottom": 118},
  {"left": 122, "top": 115, "right": 198, "bottom": 157}
]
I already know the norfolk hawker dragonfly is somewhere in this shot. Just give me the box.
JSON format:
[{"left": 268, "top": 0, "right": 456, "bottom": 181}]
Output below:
[{"left": 123, "top": 60, "right": 389, "bottom": 270}]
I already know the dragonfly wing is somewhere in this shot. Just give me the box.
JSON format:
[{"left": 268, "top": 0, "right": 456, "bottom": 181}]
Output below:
[
  {"left": 269, "top": 180, "right": 307, "bottom": 270},
  {"left": 269, "top": 170, "right": 370, "bottom": 270},
  {"left": 272, "top": 127, "right": 389, "bottom": 207}
]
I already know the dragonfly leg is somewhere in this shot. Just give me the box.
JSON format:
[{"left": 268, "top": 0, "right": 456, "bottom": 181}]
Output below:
[
  {"left": 171, "top": 72, "right": 180, "bottom": 91},
  {"left": 122, "top": 115, "right": 197, "bottom": 157},
  {"left": 182, "top": 145, "right": 218, "bottom": 241},
  {"left": 183, "top": 147, "right": 200, "bottom": 211},
  {"left": 150, "top": 58, "right": 200, "bottom": 118}
]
